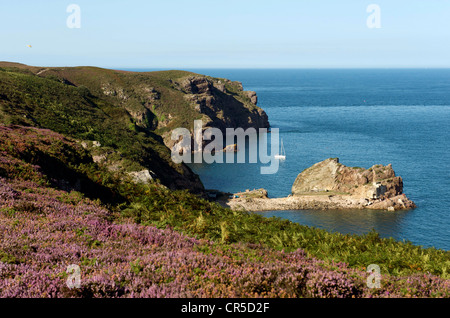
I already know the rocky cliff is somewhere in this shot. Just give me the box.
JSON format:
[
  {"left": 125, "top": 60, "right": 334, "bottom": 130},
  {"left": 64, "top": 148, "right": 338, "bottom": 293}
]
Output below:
[
  {"left": 0, "top": 62, "right": 269, "bottom": 150},
  {"left": 177, "top": 76, "right": 268, "bottom": 128},
  {"left": 165, "top": 75, "right": 269, "bottom": 149},
  {"left": 0, "top": 62, "right": 268, "bottom": 193}
]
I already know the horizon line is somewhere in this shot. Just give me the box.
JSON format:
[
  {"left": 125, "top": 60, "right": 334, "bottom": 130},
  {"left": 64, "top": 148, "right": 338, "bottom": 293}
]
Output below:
[
  {"left": 3, "top": 61, "right": 450, "bottom": 71},
  {"left": 120, "top": 66, "right": 450, "bottom": 70}
]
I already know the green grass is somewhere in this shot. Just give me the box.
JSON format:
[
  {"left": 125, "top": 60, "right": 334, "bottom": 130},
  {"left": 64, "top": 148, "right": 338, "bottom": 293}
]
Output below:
[{"left": 115, "top": 181, "right": 450, "bottom": 279}]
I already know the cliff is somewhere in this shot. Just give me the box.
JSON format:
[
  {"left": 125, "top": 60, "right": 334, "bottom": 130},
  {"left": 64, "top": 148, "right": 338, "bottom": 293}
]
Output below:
[
  {"left": 0, "top": 62, "right": 269, "bottom": 150},
  {"left": 170, "top": 75, "right": 269, "bottom": 149},
  {"left": 226, "top": 158, "right": 416, "bottom": 211},
  {"left": 0, "top": 62, "right": 268, "bottom": 193}
]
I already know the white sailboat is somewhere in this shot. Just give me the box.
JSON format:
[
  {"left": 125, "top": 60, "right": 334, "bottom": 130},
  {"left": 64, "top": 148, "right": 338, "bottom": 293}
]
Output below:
[{"left": 274, "top": 139, "right": 286, "bottom": 160}]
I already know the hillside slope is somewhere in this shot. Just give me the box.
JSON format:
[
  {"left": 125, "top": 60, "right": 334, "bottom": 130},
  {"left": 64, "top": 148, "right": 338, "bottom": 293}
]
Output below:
[
  {"left": 0, "top": 124, "right": 448, "bottom": 298},
  {"left": 0, "top": 62, "right": 269, "bottom": 147}
]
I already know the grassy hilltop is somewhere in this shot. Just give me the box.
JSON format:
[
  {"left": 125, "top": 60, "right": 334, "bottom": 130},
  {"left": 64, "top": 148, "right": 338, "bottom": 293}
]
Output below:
[{"left": 0, "top": 63, "right": 448, "bottom": 298}]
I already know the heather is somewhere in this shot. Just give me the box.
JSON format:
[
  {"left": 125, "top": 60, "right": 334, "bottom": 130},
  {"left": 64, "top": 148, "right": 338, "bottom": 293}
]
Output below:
[
  {"left": 0, "top": 178, "right": 448, "bottom": 298},
  {"left": 0, "top": 125, "right": 126, "bottom": 204}
]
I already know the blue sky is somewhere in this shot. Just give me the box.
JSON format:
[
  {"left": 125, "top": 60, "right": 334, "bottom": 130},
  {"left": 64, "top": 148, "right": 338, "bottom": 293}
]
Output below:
[{"left": 1, "top": 0, "right": 450, "bottom": 68}]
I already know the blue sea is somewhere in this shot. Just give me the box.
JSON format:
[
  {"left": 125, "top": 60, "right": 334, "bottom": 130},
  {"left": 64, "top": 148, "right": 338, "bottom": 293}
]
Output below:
[{"left": 133, "top": 68, "right": 450, "bottom": 251}]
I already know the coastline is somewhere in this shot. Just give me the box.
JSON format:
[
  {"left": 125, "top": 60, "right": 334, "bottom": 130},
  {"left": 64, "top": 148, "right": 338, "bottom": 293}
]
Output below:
[{"left": 222, "top": 192, "right": 415, "bottom": 212}]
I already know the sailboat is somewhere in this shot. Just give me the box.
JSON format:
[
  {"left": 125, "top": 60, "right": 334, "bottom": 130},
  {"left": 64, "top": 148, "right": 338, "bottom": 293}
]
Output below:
[{"left": 274, "top": 139, "right": 286, "bottom": 160}]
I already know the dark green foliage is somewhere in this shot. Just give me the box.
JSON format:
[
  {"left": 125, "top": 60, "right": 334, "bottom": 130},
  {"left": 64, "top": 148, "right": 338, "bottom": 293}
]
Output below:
[
  {"left": 0, "top": 66, "right": 200, "bottom": 190},
  {"left": 116, "top": 181, "right": 450, "bottom": 279}
]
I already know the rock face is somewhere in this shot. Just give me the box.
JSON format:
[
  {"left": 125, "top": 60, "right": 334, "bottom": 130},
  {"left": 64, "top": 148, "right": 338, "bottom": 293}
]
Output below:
[
  {"left": 164, "top": 75, "right": 270, "bottom": 150},
  {"left": 244, "top": 91, "right": 258, "bottom": 105},
  {"left": 292, "top": 158, "right": 400, "bottom": 198},
  {"left": 128, "top": 169, "right": 154, "bottom": 184},
  {"left": 226, "top": 158, "right": 416, "bottom": 211},
  {"left": 179, "top": 76, "right": 214, "bottom": 95},
  {"left": 222, "top": 143, "right": 238, "bottom": 152},
  {"left": 178, "top": 76, "right": 269, "bottom": 128},
  {"left": 291, "top": 158, "right": 415, "bottom": 210},
  {"left": 233, "top": 188, "right": 268, "bottom": 199}
]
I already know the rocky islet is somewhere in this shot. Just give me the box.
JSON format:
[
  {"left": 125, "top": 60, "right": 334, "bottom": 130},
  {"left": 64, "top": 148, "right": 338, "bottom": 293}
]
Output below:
[{"left": 225, "top": 158, "right": 416, "bottom": 212}]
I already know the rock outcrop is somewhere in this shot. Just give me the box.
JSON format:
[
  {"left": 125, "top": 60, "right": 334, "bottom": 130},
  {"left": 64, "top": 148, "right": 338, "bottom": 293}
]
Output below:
[
  {"left": 244, "top": 91, "right": 258, "bottom": 105},
  {"left": 222, "top": 144, "right": 238, "bottom": 153},
  {"left": 225, "top": 158, "right": 416, "bottom": 211},
  {"left": 164, "top": 75, "right": 270, "bottom": 151},
  {"left": 128, "top": 169, "right": 154, "bottom": 184},
  {"left": 181, "top": 77, "right": 267, "bottom": 129},
  {"left": 232, "top": 188, "right": 268, "bottom": 199},
  {"left": 292, "top": 158, "right": 405, "bottom": 200}
]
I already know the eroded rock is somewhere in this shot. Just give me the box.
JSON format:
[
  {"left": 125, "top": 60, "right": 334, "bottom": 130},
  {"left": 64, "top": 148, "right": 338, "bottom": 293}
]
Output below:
[
  {"left": 128, "top": 169, "right": 154, "bottom": 184},
  {"left": 225, "top": 158, "right": 416, "bottom": 212},
  {"left": 292, "top": 158, "right": 406, "bottom": 201},
  {"left": 244, "top": 91, "right": 258, "bottom": 105}
]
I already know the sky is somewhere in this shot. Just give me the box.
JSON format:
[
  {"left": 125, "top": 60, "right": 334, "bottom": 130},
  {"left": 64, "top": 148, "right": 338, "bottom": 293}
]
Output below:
[{"left": 1, "top": 0, "right": 450, "bottom": 69}]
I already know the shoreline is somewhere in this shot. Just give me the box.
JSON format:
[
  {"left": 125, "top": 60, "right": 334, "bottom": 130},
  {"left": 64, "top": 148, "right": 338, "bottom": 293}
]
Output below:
[{"left": 220, "top": 192, "right": 416, "bottom": 212}]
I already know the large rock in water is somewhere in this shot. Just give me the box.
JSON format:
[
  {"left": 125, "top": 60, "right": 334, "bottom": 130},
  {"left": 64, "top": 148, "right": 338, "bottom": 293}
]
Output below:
[
  {"left": 292, "top": 158, "right": 400, "bottom": 197},
  {"left": 225, "top": 158, "right": 415, "bottom": 212},
  {"left": 291, "top": 158, "right": 415, "bottom": 209}
]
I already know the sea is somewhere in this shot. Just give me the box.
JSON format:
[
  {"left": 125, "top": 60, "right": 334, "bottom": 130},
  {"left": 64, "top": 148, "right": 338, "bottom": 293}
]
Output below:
[{"left": 131, "top": 68, "right": 450, "bottom": 251}]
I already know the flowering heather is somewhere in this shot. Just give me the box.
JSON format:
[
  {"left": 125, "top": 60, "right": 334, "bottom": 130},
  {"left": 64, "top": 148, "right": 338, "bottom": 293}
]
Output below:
[
  {"left": 0, "top": 125, "right": 88, "bottom": 184},
  {"left": 0, "top": 125, "right": 448, "bottom": 298},
  {"left": 0, "top": 178, "right": 448, "bottom": 298}
]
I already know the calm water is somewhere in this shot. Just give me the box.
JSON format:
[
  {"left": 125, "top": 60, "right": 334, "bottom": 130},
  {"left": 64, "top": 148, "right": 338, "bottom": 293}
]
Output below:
[{"left": 134, "top": 68, "right": 450, "bottom": 250}]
